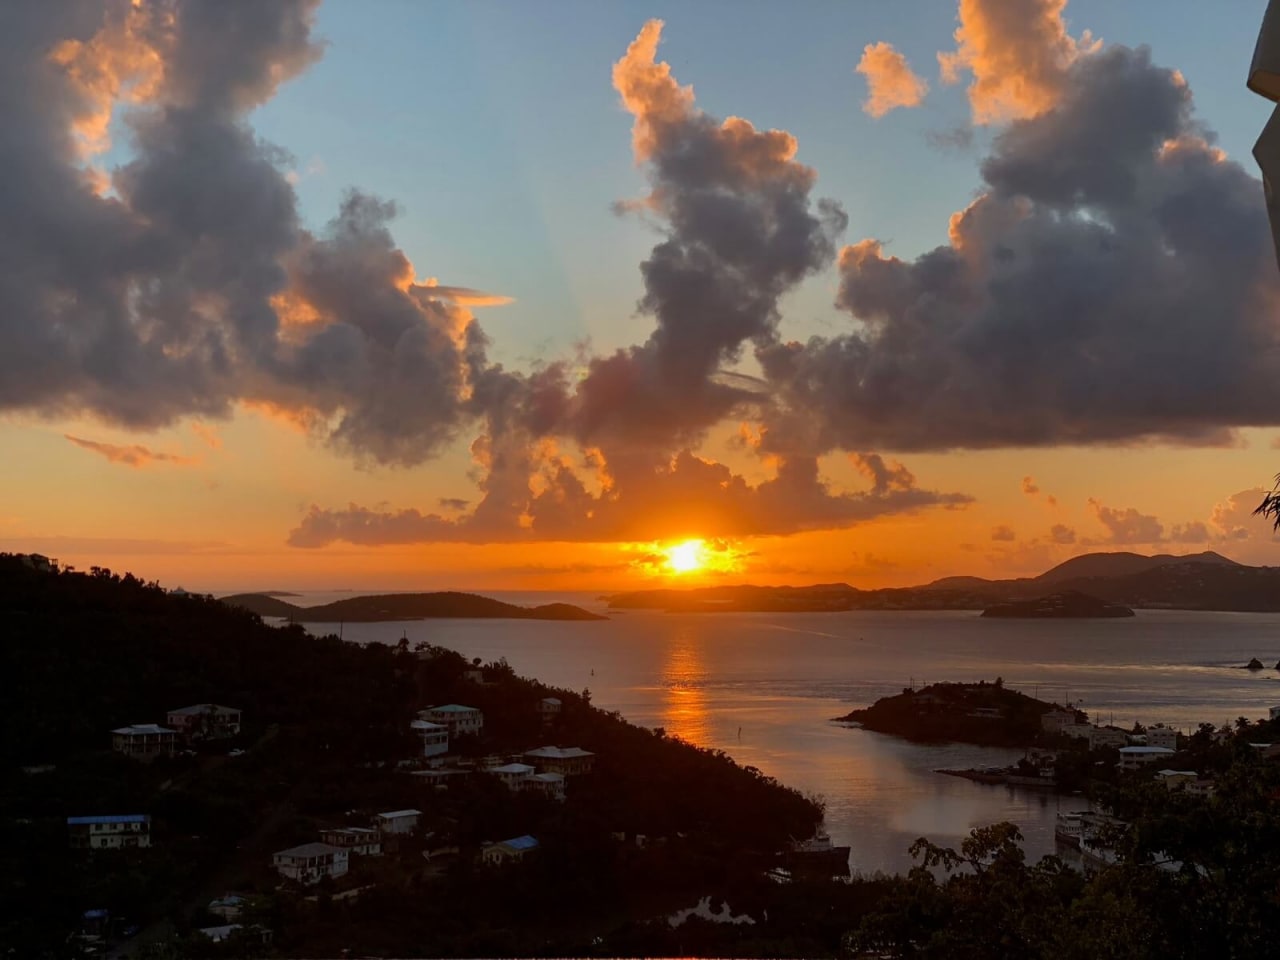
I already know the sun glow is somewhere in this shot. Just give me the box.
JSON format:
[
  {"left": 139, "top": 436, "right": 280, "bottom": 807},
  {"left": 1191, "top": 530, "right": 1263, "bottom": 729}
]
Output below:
[{"left": 664, "top": 539, "right": 706, "bottom": 574}]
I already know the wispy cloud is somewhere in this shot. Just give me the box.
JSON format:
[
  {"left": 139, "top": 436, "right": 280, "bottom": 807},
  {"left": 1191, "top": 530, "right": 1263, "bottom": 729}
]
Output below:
[{"left": 64, "top": 434, "right": 198, "bottom": 468}]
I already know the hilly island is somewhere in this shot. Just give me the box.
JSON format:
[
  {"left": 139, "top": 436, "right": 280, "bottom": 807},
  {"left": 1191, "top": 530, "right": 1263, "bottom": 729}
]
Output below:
[
  {"left": 605, "top": 550, "right": 1277, "bottom": 614},
  {"left": 222, "top": 591, "right": 606, "bottom": 622}
]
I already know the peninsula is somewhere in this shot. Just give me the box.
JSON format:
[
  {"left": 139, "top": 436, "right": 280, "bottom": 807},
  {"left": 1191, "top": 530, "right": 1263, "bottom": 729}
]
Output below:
[
  {"left": 221, "top": 591, "right": 606, "bottom": 622},
  {"left": 980, "top": 591, "right": 1135, "bottom": 619}
]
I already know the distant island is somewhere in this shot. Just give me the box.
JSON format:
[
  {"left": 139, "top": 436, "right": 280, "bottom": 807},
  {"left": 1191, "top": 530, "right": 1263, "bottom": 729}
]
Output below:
[
  {"left": 980, "top": 591, "right": 1135, "bottom": 619},
  {"left": 605, "top": 550, "right": 1280, "bottom": 613},
  {"left": 221, "top": 591, "right": 606, "bottom": 622}
]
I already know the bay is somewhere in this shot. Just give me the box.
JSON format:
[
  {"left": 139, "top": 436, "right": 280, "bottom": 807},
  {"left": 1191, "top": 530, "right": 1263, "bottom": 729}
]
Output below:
[{"left": 283, "top": 597, "right": 1280, "bottom": 875}]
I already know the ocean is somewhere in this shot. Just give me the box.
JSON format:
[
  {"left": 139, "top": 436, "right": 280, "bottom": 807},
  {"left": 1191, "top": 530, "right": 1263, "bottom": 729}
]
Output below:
[{"left": 270, "top": 593, "right": 1280, "bottom": 875}]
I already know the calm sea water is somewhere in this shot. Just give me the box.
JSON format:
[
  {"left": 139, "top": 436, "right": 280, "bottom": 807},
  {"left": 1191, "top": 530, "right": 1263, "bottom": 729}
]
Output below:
[{"left": 275, "top": 593, "right": 1280, "bottom": 875}]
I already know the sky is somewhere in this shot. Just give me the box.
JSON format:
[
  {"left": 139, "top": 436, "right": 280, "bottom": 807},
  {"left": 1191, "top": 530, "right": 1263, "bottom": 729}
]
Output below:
[{"left": 3, "top": 0, "right": 1280, "bottom": 593}]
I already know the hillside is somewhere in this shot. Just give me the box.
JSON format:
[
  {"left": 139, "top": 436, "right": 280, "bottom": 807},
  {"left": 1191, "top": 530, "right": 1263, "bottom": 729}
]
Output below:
[
  {"left": 222, "top": 591, "right": 607, "bottom": 621},
  {"left": 980, "top": 591, "right": 1135, "bottom": 619},
  {"left": 1035, "top": 550, "right": 1240, "bottom": 584}
]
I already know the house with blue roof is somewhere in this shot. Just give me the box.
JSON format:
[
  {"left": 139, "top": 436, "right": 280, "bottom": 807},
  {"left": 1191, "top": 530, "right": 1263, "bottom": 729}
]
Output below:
[
  {"left": 481, "top": 834, "right": 539, "bottom": 866},
  {"left": 418, "top": 704, "right": 484, "bottom": 738},
  {"left": 68, "top": 814, "right": 151, "bottom": 850}
]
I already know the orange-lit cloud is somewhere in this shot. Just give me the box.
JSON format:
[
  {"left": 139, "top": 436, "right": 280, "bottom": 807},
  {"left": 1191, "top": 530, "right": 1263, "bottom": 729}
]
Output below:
[
  {"left": 937, "top": 0, "right": 1096, "bottom": 124},
  {"left": 190, "top": 422, "right": 222, "bottom": 450},
  {"left": 419, "top": 278, "right": 514, "bottom": 307},
  {"left": 857, "top": 42, "right": 928, "bottom": 118},
  {"left": 990, "top": 524, "right": 1016, "bottom": 541},
  {"left": 64, "top": 434, "right": 198, "bottom": 468},
  {"left": 612, "top": 19, "right": 696, "bottom": 162}
]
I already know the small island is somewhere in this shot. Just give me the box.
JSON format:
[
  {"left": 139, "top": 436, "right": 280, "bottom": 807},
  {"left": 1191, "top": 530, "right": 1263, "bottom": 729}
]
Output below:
[
  {"left": 980, "top": 591, "right": 1135, "bottom": 619},
  {"left": 221, "top": 591, "right": 607, "bottom": 622}
]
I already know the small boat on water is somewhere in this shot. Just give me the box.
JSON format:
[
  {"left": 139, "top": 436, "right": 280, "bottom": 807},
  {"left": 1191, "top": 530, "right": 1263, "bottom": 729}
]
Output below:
[{"left": 785, "top": 830, "right": 852, "bottom": 876}]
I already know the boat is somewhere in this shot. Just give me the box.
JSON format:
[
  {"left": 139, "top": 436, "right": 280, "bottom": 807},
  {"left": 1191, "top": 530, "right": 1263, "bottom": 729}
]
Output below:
[
  {"left": 784, "top": 830, "right": 851, "bottom": 876},
  {"left": 1054, "top": 811, "right": 1086, "bottom": 848}
]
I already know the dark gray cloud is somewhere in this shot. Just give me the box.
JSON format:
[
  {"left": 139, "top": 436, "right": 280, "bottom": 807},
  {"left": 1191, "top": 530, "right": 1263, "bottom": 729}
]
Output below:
[{"left": 758, "top": 44, "right": 1280, "bottom": 454}]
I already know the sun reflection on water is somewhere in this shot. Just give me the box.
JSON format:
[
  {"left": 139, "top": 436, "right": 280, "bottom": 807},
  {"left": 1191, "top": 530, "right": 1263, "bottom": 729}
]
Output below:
[{"left": 661, "top": 624, "right": 710, "bottom": 743}]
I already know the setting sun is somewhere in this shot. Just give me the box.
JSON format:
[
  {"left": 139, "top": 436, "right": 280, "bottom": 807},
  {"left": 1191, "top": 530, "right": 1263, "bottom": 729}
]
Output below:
[{"left": 664, "top": 539, "right": 706, "bottom": 574}]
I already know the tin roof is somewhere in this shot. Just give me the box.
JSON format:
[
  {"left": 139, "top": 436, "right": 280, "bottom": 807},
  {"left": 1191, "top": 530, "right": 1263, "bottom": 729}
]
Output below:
[
  {"left": 67, "top": 814, "right": 149, "bottom": 825},
  {"left": 375, "top": 809, "right": 422, "bottom": 820},
  {"left": 111, "top": 723, "right": 176, "bottom": 736},
  {"left": 502, "top": 835, "right": 539, "bottom": 851}
]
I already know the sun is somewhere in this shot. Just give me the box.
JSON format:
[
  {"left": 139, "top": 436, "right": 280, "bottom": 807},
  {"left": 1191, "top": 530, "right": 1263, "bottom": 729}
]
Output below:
[{"left": 664, "top": 539, "right": 706, "bottom": 575}]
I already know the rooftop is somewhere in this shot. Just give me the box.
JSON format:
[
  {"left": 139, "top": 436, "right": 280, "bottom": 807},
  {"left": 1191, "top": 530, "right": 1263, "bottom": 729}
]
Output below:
[
  {"left": 67, "top": 814, "right": 149, "bottom": 825},
  {"left": 525, "top": 745, "right": 594, "bottom": 759},
  {"left": 275, "top": 842, "right": 343, "bottom": 859},
  {"left": 531, "top": 772, "right": 565, "bottom": 782},
  {"left": 1156, "top": 769, "right": 1198, "bottom": 777},
  {"left": 425, "top": 704, "right": 480, "bottom": 713},
  {"left": 168, "top": 703, "right": 239, "bottom": 715},
  {"left": 376, "top": 809, "right": 422, "bottom": 820},
  {"left": 112, "top": 723, "right": 176, "bottom": 736},
  {"left": 501, "top": 834, "right": 539, "bottom": 851},
  {"left": 541, "top": 697, "right": 562, "bottom": 705},
  {"left": 1119, "top": 746, "right": 1176, "bottom": 754},
  {"left": 489, "top": 763, "right": 535, "bottom": 774},
  {"left": 410, "top": 719, "right": 448, "bottom": 730}
]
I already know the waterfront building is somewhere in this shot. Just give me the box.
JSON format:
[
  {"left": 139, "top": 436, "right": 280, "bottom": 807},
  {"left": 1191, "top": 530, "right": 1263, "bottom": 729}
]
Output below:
[{"left": 1118, "top": 746, "right": 1175, "bottom": 771}]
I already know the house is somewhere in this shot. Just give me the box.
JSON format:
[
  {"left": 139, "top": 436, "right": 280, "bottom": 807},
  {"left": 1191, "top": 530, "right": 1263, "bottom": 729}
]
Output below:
[
  {"left": 967, "top": 706, "right": 1002, "bottom": 720},
  {"left": 272, "top": 842, "right": 349, "bottom": 885},
  {"left": 525, "top": 772, "right": 566, "bottom": 801},
  {"left": 1088, "top": 726, "right": 1129, "bottom": 750},
  {"left": 1118, "top": 746, "right": 1175, "bottom": 771},
  {"left": 1145, "top": 726, "right": 1179, "bottom": 751},
  {"left": 1041, "top": 708, "right": 1079, "bottom": 734},
  {"left": 374, "top": 809, "right": 422, "bottom": 835},
  {"left": 208, "top": 895, "right": 246, "bottom": 920},
  {"left": 111, "top": 723, "right": 177, "bottom": 760},
  {"left": 320, "top": 827, "right": 382, "bottom": 856},
  {"left": 418, "top": 704, "right": 484, "bottom": 738},
  {"left": 463, "top": 668, "right": 486, "bottom": 684},
  {"left": 410, "top": 719, "right": 449, "bottom": 758},
  {"left": 68, "top": 814, "right": 151, "bottom": 850},
  {"left": 1061, "top": 724, "right": 1092, "bottom": 741},
  {"left": 538, "top": 697, "right": 562, "bottom": 720},
  {"left": 524, "top": 745, "right": 595, "bottom": 776},
  {"left": 1156, "top": 769, "right": 1198, "bottom": 789},
  {"left": 166, "top": 704, "right": 242, "bottom": 741},
  {"left": 481, "top": 834, "right": 539, "bottom": 866},
  {"left": 1187, "top": 779, "right": 1216, "bottom": 797},
  {"left": 20, "top": 553, "right": 54, "bottom": 572},
  {"left": 1270, "top": 706, "right": 1280, "bottom": 721},
  {"left": 487, "top": 762, "right": 535, "bottom": 789},
  {"left": 197, "top": 924, "right": 272, "bottom": 945}
]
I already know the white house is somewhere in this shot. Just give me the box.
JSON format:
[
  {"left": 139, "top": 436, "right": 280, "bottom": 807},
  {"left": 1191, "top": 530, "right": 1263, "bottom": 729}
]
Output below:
[
  {"left": 538, "top": 697, "right": 562, "bottom": 720},
  {"left": 524, "top": 746, "right": 595, "bottom": 776},
  {"left": 410, "top": 719, "right": 449, "bottom": 758},
  {"left": 488, "top": 762, "right": 535, "bottom": 789},
  {"left": 419, "top": 704, "right": 484, "bottom": 738},
  {"left": 1041, "top": 708, "right": 1078, "bottom": 734},
  {"left": 1118, "top": 746, "right": 1175, "bottom": 771},
  {"left": 374, "top": 809, "right": 422, "bottom": 835},
  {"left": 272, "top": 842, "right": 349, "bottom": 885},
  {"left": 1145, "top": 726, "right": 1179, "bottom": 751},
  {"left": 1088, "top": 726, "right": 1129, "bottom": 750},
  {"left": 111, "top": 724, "right": 177, "bottom": 761},
  {"left": 321, "top": 827, "right": 382, "bottom": 856},
  {"left": 68, "top": 814, "right": 151, "bottom": 850},
  {"left": 525, "top": 772, "right": 566, "bottom": 801},
  {"left": 463, "top": 668, "right": 486, "bottom": 684},
  {"left": 481, "top": 834, "right": 539, "bottom": 866},
  {"left": 166, "top": 704, "right": 242, "bottom": 741}
]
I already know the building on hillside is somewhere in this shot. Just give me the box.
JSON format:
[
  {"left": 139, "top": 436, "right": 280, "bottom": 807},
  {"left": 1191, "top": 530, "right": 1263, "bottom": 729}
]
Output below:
[
  {"left": 1145, "top": 726, "right": 1179, "bottom": 751},
  {"left": 374, "top": 809, "right": 421, "bottom": 835},
  {"left": 488, "top": 762, "right": 535, "bottom": 789},
  {"left": 538, "top": 697, "right": 562, "bottom": 721},
  {"left": 463, "top": 668, "right": 486, "bottom": 684},
  {"left": 524, "top": 745, "right": 595, "bottom": 776},
  {"left": 272, "top": 843, "right": 349, "bottom": 885},
  {"left": 1270, "top": 706, "right": 1280, "bottom": 721},
  {"left": 207, "top": 895, "right": 246, "bottom": 921},
  {"left": 1088, "top": 726, "right": 1128, "bottom": 750},
  {"left": 525, "top": 772, "right": 566, "bottom": 801},
  {"left": 1041, "top": 708, "right": 1079, "bottom": 734},
  {"left": 68, "top": 814, "right": 151, "bottom": 850},
  {"left": 410, "top": 719, "right": 449, "bottom": 757},
  {"left": 111, "top": 724, "right": 177, "bottom": 760},
  {"left": 418, "top": 704, "right": 484, "bottom": 737},
  {"left": 1187, "top": 779, "right": 1216, "bottom": 797},
  {"left": 320, "top": 827, "right": 382, "bottom": 856},
  {"left": 166, "top": 704, "right": 242, "bottom": 741},
  {"left": 1156, "top": 769, "right": 1198, "bottom": 789},
  {"left": 1118, "top": 746, "right": 1175, "bottom": 771},
  {"left": 967, "top": 706, "right": 1002, "bottom": 720},
  {"left": 20, "top": 553, "right": 54, "bottom": 572},
  {"left": 1060, "top": 724, "right": 1092, "bottom": 741},
  {"left": 481, "top": 834, "right": 539, "bottom": 866}
]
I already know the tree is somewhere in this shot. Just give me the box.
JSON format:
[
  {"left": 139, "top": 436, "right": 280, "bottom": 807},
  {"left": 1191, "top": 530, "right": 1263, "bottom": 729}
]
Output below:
[{"left": 1254, "top": 475, "right": 1280, "bottom": 528}]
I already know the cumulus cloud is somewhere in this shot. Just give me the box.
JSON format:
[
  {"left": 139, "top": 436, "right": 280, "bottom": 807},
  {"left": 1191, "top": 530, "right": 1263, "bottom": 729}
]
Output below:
[
  {"left": 757, "top": 32, "right": 1280, "bottom": 454},
  {"left": 856, "top": 42, "right": 928, "bottom": 118},
  {"left": 1086, "top": 499, "right": 1165, "bottom": 545},
  {"left": 1048, "top": 523, "right": 1075, "bottom": 544},
  {"left": 938, "top": 0, "right": 1094, "bottom": 124},
  {"left": 1021, "top": 476, "right": 1039, "bottom": 495},
  {"left": 65, "top": 434, "right": 197, "bottom": 468},
  {"left": 287, "top": 446, "right": 971, "bottom": 547},
  {"left": 990, "top": 524, "right": 1016, "bottom": 541},
  {"left": 1210, "top": 488, "right": 1278, "bottom": 542}
]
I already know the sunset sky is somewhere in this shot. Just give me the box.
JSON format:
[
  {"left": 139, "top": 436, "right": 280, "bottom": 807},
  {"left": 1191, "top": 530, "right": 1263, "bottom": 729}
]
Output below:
[{"left": 5, "top": 0, "right": 1280, "bottom": 592}]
